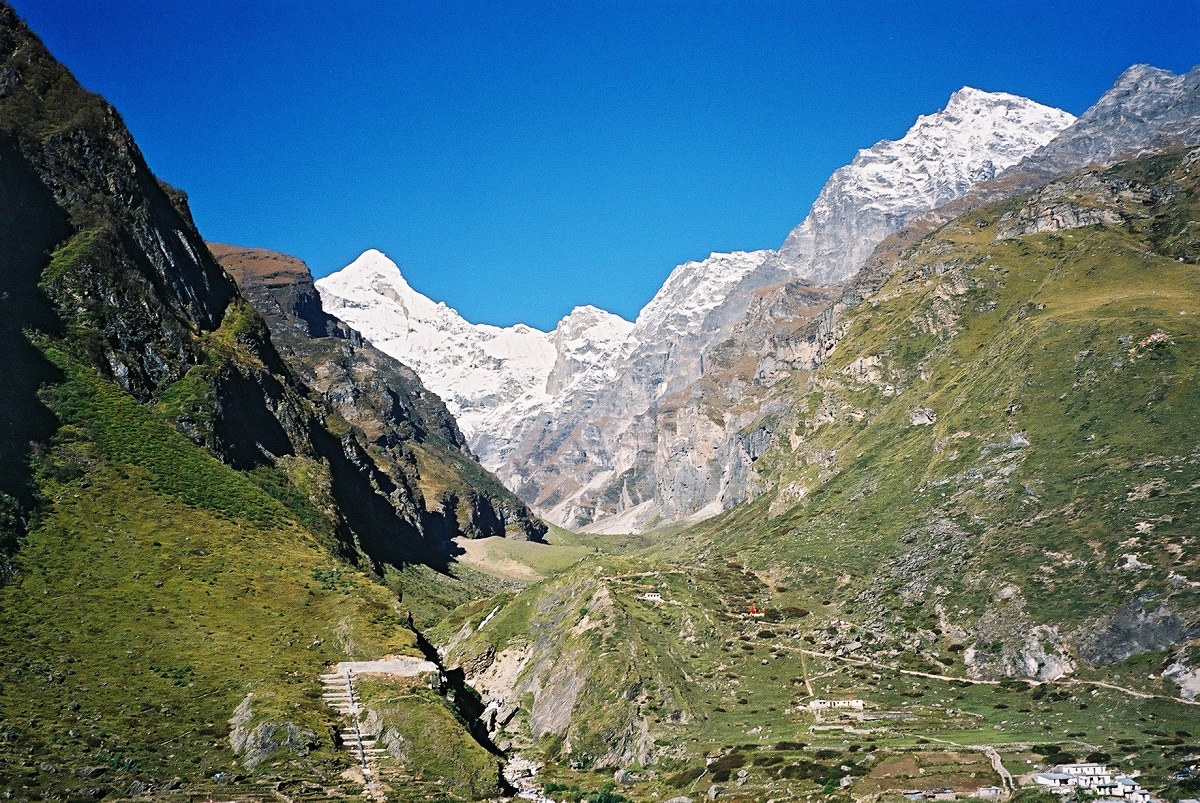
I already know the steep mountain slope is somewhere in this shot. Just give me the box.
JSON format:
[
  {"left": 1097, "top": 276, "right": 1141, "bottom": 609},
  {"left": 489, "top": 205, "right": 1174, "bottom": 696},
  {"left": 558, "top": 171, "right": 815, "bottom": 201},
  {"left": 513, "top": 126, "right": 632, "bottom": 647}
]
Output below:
[
  {"left": 0, "top": 7, "right": 508, "bottom": 798},
  {"left": 0, "top": 0, "right": 537, "bottom": 575},
  {"left": 487, "top": 249, "right": 788, "bottom": 528},
  {"left": 1010, "top": 64, "right": 1200, "bottom": 184},
  {"left": 437, "top": 148, "right": 1200, "bottom": 800},
  {"left": 723, "top": 147, "right": 1200, "bottom": 676},
  {"left": 319, "top": 89, "right": 1074, "bottom": 532},
  {"left": 211, "top": 243, "right": 546, "bottom": 542},
  {"left": 867, "top": 64, "right": 1200, "bottom": 274},
  {"left": 613, "top": 64, "right": 1200, "bottom": 541},
  {"left": 538, "top": 66, "right": 1198, "bottom": 533}
]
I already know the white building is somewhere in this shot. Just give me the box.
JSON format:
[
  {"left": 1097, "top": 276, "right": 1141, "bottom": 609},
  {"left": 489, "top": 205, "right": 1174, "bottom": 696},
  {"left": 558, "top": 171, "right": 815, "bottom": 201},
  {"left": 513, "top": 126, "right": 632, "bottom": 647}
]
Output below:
[
  {"left": 1033, "top": 772, "right": 1075, "bottom": 790},
  {"left": 808, "top": 699, "right": 865, "bottom": 711},
  {"left": 1060, "top": 763, "right": 1109, "bottom": 779}
]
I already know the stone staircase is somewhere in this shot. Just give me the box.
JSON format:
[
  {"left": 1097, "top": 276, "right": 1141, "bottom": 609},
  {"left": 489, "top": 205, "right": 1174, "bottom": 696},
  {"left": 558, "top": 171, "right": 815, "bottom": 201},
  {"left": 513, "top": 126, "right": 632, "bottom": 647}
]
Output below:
[{"left": 319, "top": 669, "right": 386, "bottom": 801}]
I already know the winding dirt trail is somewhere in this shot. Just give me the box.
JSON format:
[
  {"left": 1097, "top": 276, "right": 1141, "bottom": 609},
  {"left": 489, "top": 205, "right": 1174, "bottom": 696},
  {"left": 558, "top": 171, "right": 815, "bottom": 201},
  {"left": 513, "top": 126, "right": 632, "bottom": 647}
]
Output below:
[
  {"left": 983, "top": 745, "right": 1015, "bottom": 794},
  {"left": 782, "top": 646, "right": 1197, "bottom": 706}
]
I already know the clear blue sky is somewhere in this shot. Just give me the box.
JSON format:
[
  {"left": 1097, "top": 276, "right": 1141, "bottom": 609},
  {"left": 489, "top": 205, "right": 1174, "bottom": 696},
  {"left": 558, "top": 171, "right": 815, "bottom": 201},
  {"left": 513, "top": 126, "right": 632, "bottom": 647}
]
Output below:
[{"left": 12, "top": 1, "right": 1200, "bottom": 330}]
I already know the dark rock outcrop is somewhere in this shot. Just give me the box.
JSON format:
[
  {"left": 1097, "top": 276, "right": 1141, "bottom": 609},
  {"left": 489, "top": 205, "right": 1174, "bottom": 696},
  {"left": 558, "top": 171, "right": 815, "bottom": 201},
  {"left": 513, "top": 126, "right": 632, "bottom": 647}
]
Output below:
[{"left": 210, "top": 244, "right": 546, "bottom": 542}]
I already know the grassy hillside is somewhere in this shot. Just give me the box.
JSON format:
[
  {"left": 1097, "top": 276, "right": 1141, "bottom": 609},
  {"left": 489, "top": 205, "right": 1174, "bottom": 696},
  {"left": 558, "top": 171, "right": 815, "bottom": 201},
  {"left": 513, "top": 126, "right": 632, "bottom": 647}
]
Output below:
[
  {"left": 716, "top": 149, "right": 1200, "bottom": 669},
  {"left": 0, "top": 347, "right": 503, "bottom": 800},
  {"left": 432, "top": 149, "right": 1200, "bottom": 802}
]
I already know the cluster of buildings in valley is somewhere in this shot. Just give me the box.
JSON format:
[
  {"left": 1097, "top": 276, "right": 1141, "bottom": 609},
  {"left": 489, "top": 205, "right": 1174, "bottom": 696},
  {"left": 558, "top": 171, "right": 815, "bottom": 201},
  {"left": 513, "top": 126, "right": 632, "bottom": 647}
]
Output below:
[
  {"left": 901, "top": 760, "right": 1166, "bottom": 802},
  {"left": 1033, "top": 762, "right": 1154, "bottom": 802}
]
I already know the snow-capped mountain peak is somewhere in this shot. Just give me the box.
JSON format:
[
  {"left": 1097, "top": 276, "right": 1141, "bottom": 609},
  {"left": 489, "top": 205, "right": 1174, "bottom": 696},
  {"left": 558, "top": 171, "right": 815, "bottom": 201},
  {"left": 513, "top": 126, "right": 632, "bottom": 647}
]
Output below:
[
  {"left": 556, "top": 304, "right": 634, "bottom": 342},
  {"left": 318, "top": 84, "right": 1083, "bottom": 533},
  {"left": 316, "top": 251, "right": 558, "bottom": 435},
  {"left": 636, "top": 250, "right": 774, "bottom": 332},
  {"left": 776, "top": 87, "right": 1076, "bottom": 284}
]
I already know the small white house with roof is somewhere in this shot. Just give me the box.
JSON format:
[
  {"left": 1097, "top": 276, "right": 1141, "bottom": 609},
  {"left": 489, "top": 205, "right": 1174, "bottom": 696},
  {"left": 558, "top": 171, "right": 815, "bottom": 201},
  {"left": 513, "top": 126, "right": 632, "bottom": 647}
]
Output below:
[{"left": 807, "top": 698, "right": 864, "bottom": 711}]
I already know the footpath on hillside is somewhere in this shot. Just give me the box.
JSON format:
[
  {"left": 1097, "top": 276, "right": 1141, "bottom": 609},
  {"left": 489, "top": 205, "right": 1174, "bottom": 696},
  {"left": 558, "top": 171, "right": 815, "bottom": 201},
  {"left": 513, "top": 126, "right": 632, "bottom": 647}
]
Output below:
[{"left": 319, "top": 657, "right": 440, "bottom": 801}]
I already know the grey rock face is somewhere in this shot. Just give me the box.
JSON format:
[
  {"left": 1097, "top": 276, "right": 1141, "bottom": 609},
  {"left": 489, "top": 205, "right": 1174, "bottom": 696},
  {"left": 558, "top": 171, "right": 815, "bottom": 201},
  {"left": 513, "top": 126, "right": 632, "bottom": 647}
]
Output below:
[
  {"left": 1079, "top": 600, "right": 1186, "bottom": 665},
  {"left": 229, "top": 694, "right": 317, "bottom": 771},
  {"left": 323, "top": 69, "right": 1199, "bottom": 535},
  {"left": 490, "top": 91, "right": 1073, "bottom": 531},
  {"left": 994, "top": 170, "right": 1169, "bottom": 240},
  {"left": 896, "top": 64, "right": 1200, "bottom": 240},
  {"left": 1015, "top": 64, "right": 1200, "bottom": 181}
]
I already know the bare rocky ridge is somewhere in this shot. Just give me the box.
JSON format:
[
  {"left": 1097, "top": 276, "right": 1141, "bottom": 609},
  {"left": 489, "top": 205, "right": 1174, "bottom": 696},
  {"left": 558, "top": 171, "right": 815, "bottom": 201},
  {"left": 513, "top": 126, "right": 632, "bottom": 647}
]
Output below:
[
  {"left": 1010, "top": 64, "right": 1200, "bottom": 183},
  {"left": 773, "top": 86, "right": 1076, "bottom": 284},
  {"left": 863, "top": 64, "right": 1200, "bottom": 270}
]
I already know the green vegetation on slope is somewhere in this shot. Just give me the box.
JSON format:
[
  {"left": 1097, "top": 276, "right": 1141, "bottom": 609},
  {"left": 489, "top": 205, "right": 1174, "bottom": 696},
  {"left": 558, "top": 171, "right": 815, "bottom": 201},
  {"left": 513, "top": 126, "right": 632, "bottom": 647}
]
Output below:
[
  {"left": 356, "top": 676, "right": 502, "bottom": 801},
  {"left": 0, "top": 350, "right": 504, "bottom": 800},
  {"left": 434, "top": 149, "right": 1200, "bottom": 802},
  {"left": 710, "top": 152, "right": 1200, "bottom": 667}
]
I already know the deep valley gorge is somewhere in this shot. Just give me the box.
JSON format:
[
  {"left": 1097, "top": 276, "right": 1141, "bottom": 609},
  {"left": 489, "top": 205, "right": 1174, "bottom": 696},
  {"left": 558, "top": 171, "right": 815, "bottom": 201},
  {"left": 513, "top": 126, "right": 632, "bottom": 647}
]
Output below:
[{"left": 1, "top": 4, "right": 1199, "bottom": 803}]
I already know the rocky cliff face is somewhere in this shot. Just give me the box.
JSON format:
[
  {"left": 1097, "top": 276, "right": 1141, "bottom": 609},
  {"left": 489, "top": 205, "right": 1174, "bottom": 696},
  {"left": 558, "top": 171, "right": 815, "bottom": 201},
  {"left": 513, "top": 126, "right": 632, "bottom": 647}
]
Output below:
[
  {"left": 0, "top": 2, "right": 532, "bottom": 575},
  {"left": 319, "top": 89, "right": 1074, "bottom": 532},
  {"left": 616, "top": 64, "right": 1200, "bottom": 535},
  {"left": 0, "top": 4, "right": 235, "bottom": 399},
  {"left": 1013, "top": 64, "right": 1200, "bottom": 182},
  {"left": 0, "top": 3, "right": 243, "bottom": 571},
  {"left": 211, "top": 244, "right": 546, "bottom": 541}
]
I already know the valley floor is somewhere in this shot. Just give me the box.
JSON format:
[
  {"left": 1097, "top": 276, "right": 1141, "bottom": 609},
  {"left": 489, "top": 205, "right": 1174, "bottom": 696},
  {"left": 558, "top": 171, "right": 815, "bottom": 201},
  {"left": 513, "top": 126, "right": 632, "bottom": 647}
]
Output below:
[{"left": 432, "top": 535, "right": 1200, "bottom": 803}]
